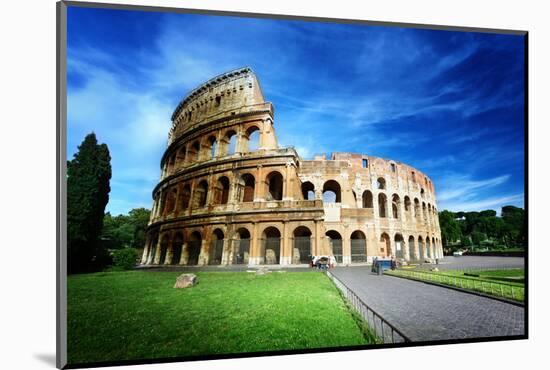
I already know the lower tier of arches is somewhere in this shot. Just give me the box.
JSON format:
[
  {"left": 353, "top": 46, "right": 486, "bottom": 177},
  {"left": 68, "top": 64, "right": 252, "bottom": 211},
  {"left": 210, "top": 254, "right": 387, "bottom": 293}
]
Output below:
[{"left": 141, "top": 222, "right": 443, "bottom": 266}]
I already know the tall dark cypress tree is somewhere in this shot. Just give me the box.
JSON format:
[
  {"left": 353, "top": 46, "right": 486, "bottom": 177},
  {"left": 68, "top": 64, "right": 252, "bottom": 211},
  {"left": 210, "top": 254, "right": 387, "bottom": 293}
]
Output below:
[{"left": 67, "top": 133, "right": 112, "bottom": 273}]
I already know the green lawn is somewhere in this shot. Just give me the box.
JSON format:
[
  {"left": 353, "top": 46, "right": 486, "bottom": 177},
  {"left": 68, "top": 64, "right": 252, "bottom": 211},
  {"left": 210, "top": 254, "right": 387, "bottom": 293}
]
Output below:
[
  {"left": 385, "top": 268, "right": 525, "bottom": 302},
  {"left": 67, "top": 271, "right": 370, "bottom": 365}
]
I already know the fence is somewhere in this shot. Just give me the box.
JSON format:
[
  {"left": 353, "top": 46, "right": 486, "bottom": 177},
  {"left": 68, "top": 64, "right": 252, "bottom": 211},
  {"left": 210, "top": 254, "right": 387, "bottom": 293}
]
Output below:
[
  {"left": 386, "top": 269, "right": 524, "bottom": 302},
  {"left": 325, "top": 270, "right": 411, "bottom": 344}
]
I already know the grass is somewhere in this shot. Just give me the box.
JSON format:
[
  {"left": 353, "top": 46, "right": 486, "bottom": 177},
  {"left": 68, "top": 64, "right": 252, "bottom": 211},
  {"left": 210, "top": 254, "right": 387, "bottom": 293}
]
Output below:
[
  {"left": 67, "top": 271, "right": 370, "bottom": 365},
  {"left": 385, "top": 268, "right": 525, "bottom": 302}
]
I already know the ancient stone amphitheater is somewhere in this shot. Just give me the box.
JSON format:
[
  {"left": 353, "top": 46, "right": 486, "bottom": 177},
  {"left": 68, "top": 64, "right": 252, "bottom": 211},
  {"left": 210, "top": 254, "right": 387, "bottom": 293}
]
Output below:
[{"left": 141, "top": 67, "right": 443, "bottom": 267}]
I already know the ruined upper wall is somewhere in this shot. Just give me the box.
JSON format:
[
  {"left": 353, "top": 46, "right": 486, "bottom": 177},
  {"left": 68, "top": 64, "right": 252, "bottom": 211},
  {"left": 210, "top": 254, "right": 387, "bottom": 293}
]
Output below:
[
  {"left": 168, "top": 67, "right": 269, "bottom": 144},
  {"left": 299, "top": 152, "right": 437, "bottom": 205}
]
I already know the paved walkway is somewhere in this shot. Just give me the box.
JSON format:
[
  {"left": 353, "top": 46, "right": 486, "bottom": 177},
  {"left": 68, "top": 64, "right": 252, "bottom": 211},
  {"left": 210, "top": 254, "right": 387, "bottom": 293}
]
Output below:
[{"left": 330, "top": 266, "right": 525, "bottom": 342}]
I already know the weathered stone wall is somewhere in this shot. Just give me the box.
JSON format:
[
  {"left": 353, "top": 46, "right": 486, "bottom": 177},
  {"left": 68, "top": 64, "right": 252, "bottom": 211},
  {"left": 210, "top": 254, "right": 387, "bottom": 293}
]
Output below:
[{"left": 141, "top": 67, "right": 443, "bottom": 267}]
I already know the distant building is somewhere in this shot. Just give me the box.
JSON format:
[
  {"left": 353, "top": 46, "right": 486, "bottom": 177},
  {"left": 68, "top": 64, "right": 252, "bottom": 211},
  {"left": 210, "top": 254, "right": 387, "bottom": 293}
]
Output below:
[{"left": 141, "top": 67, "right": 443, "bottom": 266}]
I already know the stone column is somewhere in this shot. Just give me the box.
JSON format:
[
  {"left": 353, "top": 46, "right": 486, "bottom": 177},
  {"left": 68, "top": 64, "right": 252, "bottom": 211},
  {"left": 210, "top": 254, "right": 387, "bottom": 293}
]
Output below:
[
  {"left": 179, "top": 241, "right": 189, "bottom": 265},
  {"left": 281, "top": 222, "right": 291, "bottom": 265},
  {"left": 283, "top": 163, "right": 292, "bottom": 201},
  {"left": 249, "top": 222, "right": 260, "bottom": 265},
  {"left": 254, "top": 165, "right": 264, "bottom": 201},
  {"left": 315, "top": 220, "right": 322, "bottom": 256},
  {"left": 141, "top": 237, "right": 150, "bottom": 264},
  {"left": 153, "top": 237, "right": 163, "bottom": 264}
]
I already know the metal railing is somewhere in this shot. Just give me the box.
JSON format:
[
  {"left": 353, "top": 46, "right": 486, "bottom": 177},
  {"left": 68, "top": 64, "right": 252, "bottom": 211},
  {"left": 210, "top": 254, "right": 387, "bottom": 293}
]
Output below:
[
  {"left": 325, "top": 270, "right": 411, "bottom": 344},
  {"left": 386, "top": 269, "right": 524, "bottom": 302}
]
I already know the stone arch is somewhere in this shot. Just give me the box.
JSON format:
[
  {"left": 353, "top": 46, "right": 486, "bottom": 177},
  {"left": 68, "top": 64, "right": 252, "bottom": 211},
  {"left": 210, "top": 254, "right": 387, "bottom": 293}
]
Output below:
[
  {"left": 432, "top": 237, "right": 436, "bottom": 258},
  {"left": 164, "top": 187, "right": 177, "bottom": 215},
  {"left": 420, "top": 188, "right": 425, "bottom": 198},
  {"left": 206, "top": 135, "right": 217, "bottom": 159},
  {"left": 225, "top": 130, "right": 238, "bottom": 155},
  {"left": 326, "top": 230, "right": 343, "bottom": 263},
  {"left": 380, "top": 232, "right": 391, "bottom": 257},
  {"left": 414, "top": 198, "right": 420, "bottom": 220},
  {"left": 266, "top": 171, "right": 284, "bottom": 201},
  {"left": 408, "top": 235, "right": 416, "bottom": 261},
  {"left": 187, "top": 141, "right": 200, "bottom": 163},
  {"left": 422, "top": 202, "right": 427, "bottom": 223},
  {"left": 233, "top": 227, "right": 251, "bottom": 264},
  {"left": 187, "top": 231, "right": 202, "bottom": 266},
  {"left": 244, "top": 125, "right": 261, "bottom": 152},
  {"left": 418, "top": 236, "right": 425, "bottom": 260},
  {"left": 209, "top": 229, "right": 224, "bottom": 265},
  {"left": 147, "top": 232, "right": 159, "bottom": 264},
  {"left": 378, "top": 193, "right": 388, "bottom": 218},
  {"left": 176, "top": 146, "right": 186, "bottom": 168},
  {"left": 159, "top": 233, "right": 170, "bottom": 265},
  {"left": 404, "top": 196, "right": 411, "bottom": 212},
  {"left": 392, "top": 194, "right": 400, "bottom": 219},
  {"left": 192, "top": 180, "right": 209, "bottom": 208},
  {"left": 426, "top": 236, "right": 432, "bottom": 258},
  {"left": 362, "top": 190, "right": 373, "bottom": 208},
  {"left": 179, "top": 184, "right": 191, "bottom": 210},
  {"left": 213, "top": 176, "right": 230, "bottom": 205},
  {"left": 323, "top": 180, "right": 341, "bottom": 203},
  {"left": 293, "top": 226, "right": 312, "bottom": 264},
  {"left": 238, "top": 173, "right": 255, "bottom": 202},
  {"left": 350, "top": 230, "right": 367, "bottom": 262},
  {"left": 377, "top": 177, "right": 386, "bottom": 190},
  {"left": 171, "top": 232, "right": 184, "bottom": 265},
  {"left": 394, "top": 233, "right": 405, "bottom": 259},
  {"left": 301, "top": 181, "right": 315, "bottom": 200},
  {"left": 262, "top": 226, "right": 281, "bottom": 264}
]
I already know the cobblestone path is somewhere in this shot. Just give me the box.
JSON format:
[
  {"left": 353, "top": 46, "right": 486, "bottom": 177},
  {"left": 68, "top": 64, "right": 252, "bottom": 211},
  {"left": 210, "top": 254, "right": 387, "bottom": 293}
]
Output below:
[{"left": 330, "top": 267, "right": 525, "bottom": 342}]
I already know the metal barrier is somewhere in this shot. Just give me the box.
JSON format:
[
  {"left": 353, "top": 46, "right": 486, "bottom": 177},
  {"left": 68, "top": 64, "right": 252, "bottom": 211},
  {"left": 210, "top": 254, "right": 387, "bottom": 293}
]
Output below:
[{"left": 325, "top": 270, "right": 411, "bottom": 344}]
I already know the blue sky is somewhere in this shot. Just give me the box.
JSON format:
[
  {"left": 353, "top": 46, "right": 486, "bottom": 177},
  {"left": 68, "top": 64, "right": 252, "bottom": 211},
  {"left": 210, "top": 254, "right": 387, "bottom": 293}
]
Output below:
[{"left": 67, "top": 6, "right": 525, "bottom": 216}]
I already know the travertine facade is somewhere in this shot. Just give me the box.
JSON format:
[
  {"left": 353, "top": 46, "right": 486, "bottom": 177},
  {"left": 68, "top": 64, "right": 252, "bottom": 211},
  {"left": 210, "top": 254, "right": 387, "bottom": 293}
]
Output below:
[{"left": 141, "top": 67, "right": 443, "bottom": 267}]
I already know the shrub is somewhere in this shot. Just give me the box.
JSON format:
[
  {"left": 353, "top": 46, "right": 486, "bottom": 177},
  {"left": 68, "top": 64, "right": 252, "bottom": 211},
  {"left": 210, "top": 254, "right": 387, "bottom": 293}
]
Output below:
[{"left": 111, "top": 248, "right": 138, "bottom": 270}]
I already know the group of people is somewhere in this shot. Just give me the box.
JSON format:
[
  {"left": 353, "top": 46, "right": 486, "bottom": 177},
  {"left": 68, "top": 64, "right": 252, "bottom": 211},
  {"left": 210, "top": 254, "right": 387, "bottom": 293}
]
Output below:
[{"left": 310, "top": 255, "right": 337, "bottom": 270}]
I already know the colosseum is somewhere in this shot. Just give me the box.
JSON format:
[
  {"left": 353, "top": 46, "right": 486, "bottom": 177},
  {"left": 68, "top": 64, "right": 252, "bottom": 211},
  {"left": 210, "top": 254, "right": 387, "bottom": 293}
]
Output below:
[{"left": 140, "top": 67, "right": 443, "bottom": 267}]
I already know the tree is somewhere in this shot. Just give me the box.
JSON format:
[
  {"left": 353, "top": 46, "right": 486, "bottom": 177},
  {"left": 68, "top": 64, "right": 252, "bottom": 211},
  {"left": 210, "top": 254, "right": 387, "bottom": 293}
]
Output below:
[
  {"left": 128, "top": 208, "right": 151, "bottom": 249},
  {"left": 67, "top": 133, "right": 112, "bottom": 273},
  {"left": 438, "top": 210, "right": 462, "bottom": 246},
  {"left": 100, "top": 208, "right": 151, "bottom": 250}
]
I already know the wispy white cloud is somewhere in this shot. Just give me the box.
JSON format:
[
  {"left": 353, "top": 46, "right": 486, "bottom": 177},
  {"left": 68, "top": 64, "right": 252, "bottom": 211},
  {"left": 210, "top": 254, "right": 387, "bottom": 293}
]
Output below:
[{"left": 439, "top": 193, "right": 524, "bottom": 213}]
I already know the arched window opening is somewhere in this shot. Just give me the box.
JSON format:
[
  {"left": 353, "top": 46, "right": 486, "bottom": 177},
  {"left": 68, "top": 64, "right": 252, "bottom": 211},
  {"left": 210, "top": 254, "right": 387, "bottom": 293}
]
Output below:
[
  {"left": 322, "top": 180, "right": 341, "bottom": 203},
  {"left": 164, "top": 188, "right": 177, "bottom": 215},
  {"left": 326, "top": 230, "right": 343, "bottom": 263},
  {"left": 187, "top": 141, "right": 200, "bottom": 163},
  {"left": 208, "top": 136, "right": 217, "bottom": 159},
  {"left": 301, "top": 181, "right": 315, "bottom": 200},
  {"left": 239, "top": 173, "right": 255, "bottom": 202},
  {"left": 422, "top": 202, "right": 427, "bottom": 223},
  {"left": 176, "top": 146, "right": 186, "bottom": 168},
  {"left": 404, "top": 196, "right": 411, "bottom": 212},
  {"left": 262, "top": 227, "right": 281, "bottom": 265},
  {"left": 408, "top": 235, "right": 416, "bottom": 261},
  {"left": 214, "top": 176, "right": 230, "bottom": 205},
  {"left": 377, "top": 177, "right": 386, "bottom": 190},
  {"left": 246, "top": 126, "right": 260, "bottom": 152},
  {"left": 193, "top": 180, "right": 208, "bottom": 208},
  {"left": 159, "top": 234, "right": 170, "bottom": 265},
  {"left": 209, "top": 229, "right": 224, "bottom": 265},
  {"left": 394, "top": 234, "right": 404, "bottom": 259},
  {"left": 414, "top": 198, "right": 420, "bottom": 219},
  {"left": 350, "top": 230, "right": 367, "bottom": 263},
  {"left": 362, "top": 190, "right": 373, "bottom": 208},
  {"left": 266, "top": 171, "right": 283, "bottom": 201},
  {"left": 171, "top": 233, "right": 184, "bottom": 265},
  {"left": 426, "top": 237, "right": 432, "bottom": 259},
  {"left": 380, "top": 233, "right": 391, "bottom": 257},
  {"left": 420, "top": 188, "right": 425, "bottom": 198},
  {"left": 227, "top": 131, "right": 237, "bottom": 155},
  {"left": 378, "top": 193, "right": 387, "bottom": 218},
  {"left": 293, "top": 226, "right": 312, "bottom": 264},
  {"left": 179, "top": 184, "right": 191, "bottom": 210},
  {"left": 233, "top": 228, "right": 251, "bottom": 264},
  {"left": 187, "top": 231, "right": 202, "bottom": 266},
  {"left": 418, "top": 236, "right": 425, "bottom": 260},
  {"left": 392, "top": 194, "right": 400, "bottom": 219}
]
